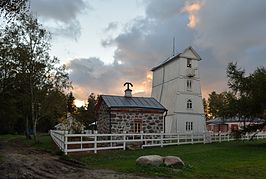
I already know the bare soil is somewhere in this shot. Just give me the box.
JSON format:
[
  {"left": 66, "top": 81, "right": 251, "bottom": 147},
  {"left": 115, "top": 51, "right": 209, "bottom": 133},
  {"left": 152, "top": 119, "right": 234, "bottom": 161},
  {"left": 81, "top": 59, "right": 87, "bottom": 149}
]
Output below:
[{"left": 0, "top": 138, "right": 163, "bottom": 179}]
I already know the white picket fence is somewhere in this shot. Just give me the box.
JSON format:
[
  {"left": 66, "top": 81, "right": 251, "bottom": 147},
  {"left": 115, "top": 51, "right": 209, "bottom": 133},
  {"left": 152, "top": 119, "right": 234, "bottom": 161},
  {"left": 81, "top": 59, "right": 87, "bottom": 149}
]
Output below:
[{"left": 49, "top": 130, "right": 266, "bottom": 155}]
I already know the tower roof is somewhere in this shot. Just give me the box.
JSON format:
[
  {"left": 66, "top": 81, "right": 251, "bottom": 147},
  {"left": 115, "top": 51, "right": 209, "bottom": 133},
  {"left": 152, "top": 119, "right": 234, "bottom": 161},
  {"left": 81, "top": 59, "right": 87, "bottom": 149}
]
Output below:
[{"left": 151, "top": 46, "right": 201, "bottom": 71}]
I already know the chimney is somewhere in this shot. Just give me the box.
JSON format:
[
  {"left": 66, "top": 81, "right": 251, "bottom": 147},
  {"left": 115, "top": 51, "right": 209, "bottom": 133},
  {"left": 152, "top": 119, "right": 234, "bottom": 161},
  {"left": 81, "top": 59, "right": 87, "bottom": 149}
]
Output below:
[{"left": 124, "top": 82, "right": 133, "bottom": 97}]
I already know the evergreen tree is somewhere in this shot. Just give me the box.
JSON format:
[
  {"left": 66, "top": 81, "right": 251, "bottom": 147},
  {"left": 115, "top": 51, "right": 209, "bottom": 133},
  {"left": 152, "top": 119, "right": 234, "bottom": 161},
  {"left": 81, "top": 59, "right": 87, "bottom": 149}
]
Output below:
[{"left": 67, "top": 92, "right": 77, "bottom": 115}]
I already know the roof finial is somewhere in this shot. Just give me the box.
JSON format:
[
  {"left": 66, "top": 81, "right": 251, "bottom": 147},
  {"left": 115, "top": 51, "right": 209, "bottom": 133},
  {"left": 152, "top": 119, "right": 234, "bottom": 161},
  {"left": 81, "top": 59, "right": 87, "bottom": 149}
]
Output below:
[
  {"left": 124, "top": 82, "right": 133, "bottom": 97},
  {"left": 124, "top": 82, "right": 133, "bottom": 90}
]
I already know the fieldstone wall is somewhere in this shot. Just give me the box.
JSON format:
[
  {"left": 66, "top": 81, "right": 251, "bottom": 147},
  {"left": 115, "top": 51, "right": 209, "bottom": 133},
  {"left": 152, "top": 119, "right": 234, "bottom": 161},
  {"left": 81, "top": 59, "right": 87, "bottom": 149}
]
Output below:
[
  {"left": 110, "top": 109, "right": 164, "bottom": 134},
  {"left": 97, "top": 102, "right": 110, "bottom": 134},
  {"left": 97, "top": 101, "right": 165, "bottom": 134}
]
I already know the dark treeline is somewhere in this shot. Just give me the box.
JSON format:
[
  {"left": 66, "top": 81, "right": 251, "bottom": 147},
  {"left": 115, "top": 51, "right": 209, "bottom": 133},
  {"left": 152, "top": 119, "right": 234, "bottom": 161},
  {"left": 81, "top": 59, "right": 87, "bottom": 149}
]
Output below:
[
  {"left": 0, "top": 13, "right": 70, "bottom": 140},
  {"left": 0, "top": 1, "right": 98, "bottom": 140}
]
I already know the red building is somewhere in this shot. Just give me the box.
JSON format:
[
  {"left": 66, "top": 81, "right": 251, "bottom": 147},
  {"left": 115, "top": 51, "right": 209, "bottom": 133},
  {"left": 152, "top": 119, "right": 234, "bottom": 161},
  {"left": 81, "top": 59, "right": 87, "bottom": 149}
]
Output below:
[{"left": 206, "top": 118, "right": 266, "bottom": 133}]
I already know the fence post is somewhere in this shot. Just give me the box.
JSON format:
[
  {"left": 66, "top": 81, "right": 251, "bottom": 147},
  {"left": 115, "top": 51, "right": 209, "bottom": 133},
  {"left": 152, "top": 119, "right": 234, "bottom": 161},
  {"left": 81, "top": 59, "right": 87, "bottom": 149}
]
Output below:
[
  {"left": 191, "top": 132, "right": 194, "bottom": 144},
  {"left": 227, "top": 132, "right": 230, "bottom": 141},
  {"left": 94, "top": 131, "right": 97, "bottom": 154},
  {"left": 81, "top": 135, "right": 83, "bottom": 150},
  {"left": 203, "top": 132, "right": 206, "bottom": 144},
  {"left": 160, "top": 131, "right": 163, "bottom": 147},
  {"left": 123, "top": 131, "right": 126, "bottom": 150},
  {"left": 140, "top": 131, "right": 144, "bottom": 149},
  {"left": 177, "top": 132, "right": 180, "bottom": 145},
  {"left": 219, "top": 131, "right": 221, "bottom": 143},
  {"left": 64, "top": 131, "right": 68, "bottom": 155}
]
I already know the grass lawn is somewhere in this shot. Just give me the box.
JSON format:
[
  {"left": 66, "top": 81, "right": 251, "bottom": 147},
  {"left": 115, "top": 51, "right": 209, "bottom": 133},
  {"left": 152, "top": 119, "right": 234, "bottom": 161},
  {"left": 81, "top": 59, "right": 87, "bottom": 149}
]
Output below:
[
  {"left": 71, "top": 139, "right": 266, "bottom": 178},
  {"left": 1, "top": 134, "right": 266, "bottom": 178},
  {"left": 22, "top": 133, "right": 61, "bottom": 154},
  {"left": 0, "top": 133, "right": 60, "bottom": 154}
]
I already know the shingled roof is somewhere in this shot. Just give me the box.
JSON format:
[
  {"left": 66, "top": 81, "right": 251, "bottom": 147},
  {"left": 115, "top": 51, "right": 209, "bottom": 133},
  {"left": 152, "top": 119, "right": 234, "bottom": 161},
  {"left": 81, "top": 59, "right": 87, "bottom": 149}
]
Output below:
[{"left": 100, "top": 95, "right": 167, "bottom": 111}]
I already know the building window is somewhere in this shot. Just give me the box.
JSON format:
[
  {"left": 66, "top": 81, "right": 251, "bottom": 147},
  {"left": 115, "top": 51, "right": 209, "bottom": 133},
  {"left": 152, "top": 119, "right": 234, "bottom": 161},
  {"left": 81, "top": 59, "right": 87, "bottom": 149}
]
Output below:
[
  {"left": 187, "top": 59, "right": 192, "bottom": 68},
  {"left": 186, "top": 122, "right": 193, "bottom": 131},
  {"left": 187, "top": 99, "right": 192, "bottom": 109},
  {"left": 187, "top": 80, "right": 192, "bottom": 90},
  {"left": 134, "top": 119, "right": 142, "bottom": 133}
]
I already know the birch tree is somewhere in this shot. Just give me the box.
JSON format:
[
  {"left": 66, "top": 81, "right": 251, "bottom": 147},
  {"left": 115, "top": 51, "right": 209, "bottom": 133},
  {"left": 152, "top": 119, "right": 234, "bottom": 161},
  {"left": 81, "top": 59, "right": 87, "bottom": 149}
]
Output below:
[{"left": 0, "top": 14, "right": 71, "bottom": 141}]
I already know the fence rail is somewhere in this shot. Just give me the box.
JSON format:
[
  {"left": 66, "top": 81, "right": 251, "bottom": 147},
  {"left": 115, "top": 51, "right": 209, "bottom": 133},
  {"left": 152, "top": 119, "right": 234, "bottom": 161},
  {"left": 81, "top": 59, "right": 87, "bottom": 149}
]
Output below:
[{"left": 49, "top": 130, "right": 266, "bottom": 155}]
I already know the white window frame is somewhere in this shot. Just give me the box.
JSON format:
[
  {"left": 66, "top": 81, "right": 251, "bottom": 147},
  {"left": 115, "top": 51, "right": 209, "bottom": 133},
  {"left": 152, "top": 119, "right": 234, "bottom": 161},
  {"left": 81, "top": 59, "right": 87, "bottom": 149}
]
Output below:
[
  {"left": 187, "top": 99, "right": 192, "bottom": 109},
  {"left": 187, "top": 80, "right": 192, "bottom": 91},
  {"left": 134, "top": 119, "right": 142, "bottom": 133},
  {"left": 186, "top": 122, "right": 193, "bottom": 131}
]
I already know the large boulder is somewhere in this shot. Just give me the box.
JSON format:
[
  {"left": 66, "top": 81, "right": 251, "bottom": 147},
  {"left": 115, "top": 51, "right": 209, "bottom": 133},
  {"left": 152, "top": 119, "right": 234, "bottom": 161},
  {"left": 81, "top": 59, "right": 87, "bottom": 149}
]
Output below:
[
  {"left": 163, "top": 156, "right": 184, "bottom": 168},
  {"left": 136, "top": 155, "right": 163, "bottom": 166}
]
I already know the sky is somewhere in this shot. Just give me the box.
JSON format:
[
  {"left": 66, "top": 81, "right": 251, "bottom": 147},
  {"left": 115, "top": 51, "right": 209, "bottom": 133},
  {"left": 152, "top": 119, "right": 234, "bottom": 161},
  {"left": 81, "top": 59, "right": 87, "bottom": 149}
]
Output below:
[{"left": 30, "top": 0, "right": 266, "bottom": 107}]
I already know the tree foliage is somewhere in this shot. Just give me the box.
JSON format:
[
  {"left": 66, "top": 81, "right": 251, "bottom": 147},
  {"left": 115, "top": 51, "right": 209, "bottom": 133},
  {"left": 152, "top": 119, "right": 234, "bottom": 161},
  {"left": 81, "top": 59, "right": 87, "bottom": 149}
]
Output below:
[
  {"left": 67, "top": 92, "right": 77, "bottom": 115},
  {"left": 207, "top": 91, "right": 237, "bottom": 120},
  {"left": 0, "top": 0, "right": 28, "bottom": 19},
  {"left": 0, "top": 14, "right": 70, "bottom": 138},
  {"left": 76, "top": 93, "right": 98, "bottom": 129},
  {"left": 227, "top": 62, "right": 266, "bottom": 120},
  {"left": 202, "top": 98, "right": 209, "bottom": 120}
]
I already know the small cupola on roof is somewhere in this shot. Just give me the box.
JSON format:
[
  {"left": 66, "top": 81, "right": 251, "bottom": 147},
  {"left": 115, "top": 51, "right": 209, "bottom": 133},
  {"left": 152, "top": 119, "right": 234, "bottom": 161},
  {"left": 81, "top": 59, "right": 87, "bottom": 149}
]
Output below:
[{"left": 124, "top": 82, "right": 133, "bottom": 97}]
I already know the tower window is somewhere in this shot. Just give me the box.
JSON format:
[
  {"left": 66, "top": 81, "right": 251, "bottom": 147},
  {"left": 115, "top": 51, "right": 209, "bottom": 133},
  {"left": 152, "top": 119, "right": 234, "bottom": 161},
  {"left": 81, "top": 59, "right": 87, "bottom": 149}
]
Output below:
[
  {"left": 187, "top": 80, "right": 192, "bottom": 90},
  {"left": 187, "top": 99, "right": 192, "bottom": 109},
  {"left": 187, "top": 59, "right": 192, "bottom": 68},
  {"left": 186, "top": 122, "right": 193, "bottom": 131}
]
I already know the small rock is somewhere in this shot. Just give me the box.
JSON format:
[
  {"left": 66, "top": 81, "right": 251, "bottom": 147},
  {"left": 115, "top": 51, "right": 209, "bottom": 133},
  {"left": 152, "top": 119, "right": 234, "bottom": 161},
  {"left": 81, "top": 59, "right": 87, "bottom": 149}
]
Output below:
[
  {"left": 136, "top": 155, "right": 163, "bottom": 166},
  {"left": 163, "top": 156, "right": 184, "bottom": 168}
]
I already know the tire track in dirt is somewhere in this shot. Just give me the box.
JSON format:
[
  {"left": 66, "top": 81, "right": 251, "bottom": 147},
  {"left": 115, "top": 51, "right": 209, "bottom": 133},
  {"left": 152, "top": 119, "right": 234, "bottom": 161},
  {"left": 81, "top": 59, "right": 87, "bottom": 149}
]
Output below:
[{"left": 0, "top": 138, "right": 165, "bottom": 179}]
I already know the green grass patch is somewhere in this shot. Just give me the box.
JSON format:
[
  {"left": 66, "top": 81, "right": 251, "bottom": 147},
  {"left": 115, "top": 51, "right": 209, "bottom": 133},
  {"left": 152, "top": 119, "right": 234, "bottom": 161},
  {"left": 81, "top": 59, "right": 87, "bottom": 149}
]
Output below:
[
  {"left": 70, "top": 140, "right": 266, "bottom": 178},
  {"left": 21, "top": 133, "right": 61, "bottom": 154},
  {"left": 0, "top": 134, "right": 24, "bottom": 141},
  {"left": 0, "top": 133, "right": 60, "bottom": 154}
]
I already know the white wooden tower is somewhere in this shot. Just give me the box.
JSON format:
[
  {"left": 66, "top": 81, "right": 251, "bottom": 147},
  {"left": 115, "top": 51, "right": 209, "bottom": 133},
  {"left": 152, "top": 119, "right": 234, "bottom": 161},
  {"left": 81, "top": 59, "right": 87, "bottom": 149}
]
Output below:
[{"left": 151, "top": 47, "right": 206, "bottom": 133}]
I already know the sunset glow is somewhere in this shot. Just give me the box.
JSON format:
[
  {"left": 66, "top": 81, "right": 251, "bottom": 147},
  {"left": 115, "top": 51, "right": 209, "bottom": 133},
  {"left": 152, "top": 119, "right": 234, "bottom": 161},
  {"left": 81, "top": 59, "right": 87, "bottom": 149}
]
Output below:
[
  {"left": 182, "top": 2, "right": 202, "bottom": 13},
  {"left": 181, "top": 2, "right": 203, "bottom": 28},
  {"left": 188, "top": 15, "right": 198, "bottom": 28},
  {"left": 74, "top": 99, "right": 85, "bottom": 107},
  {"left": 31, "top": 0, "right": 265, "bottom": 105}
]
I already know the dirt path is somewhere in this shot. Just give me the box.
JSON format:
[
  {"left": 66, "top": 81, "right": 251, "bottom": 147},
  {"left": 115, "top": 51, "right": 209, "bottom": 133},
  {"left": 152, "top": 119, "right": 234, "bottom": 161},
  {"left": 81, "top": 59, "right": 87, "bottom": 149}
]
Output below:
[{"left": 0, "top": 138, "right": 163, "bottom": 179}]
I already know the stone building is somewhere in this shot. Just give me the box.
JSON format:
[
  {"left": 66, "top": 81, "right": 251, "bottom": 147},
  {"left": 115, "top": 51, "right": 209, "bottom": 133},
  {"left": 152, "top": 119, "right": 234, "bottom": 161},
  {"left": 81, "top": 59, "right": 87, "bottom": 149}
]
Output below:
[{"left": 96, "top": 83, "right": 167, "bottom": 134}]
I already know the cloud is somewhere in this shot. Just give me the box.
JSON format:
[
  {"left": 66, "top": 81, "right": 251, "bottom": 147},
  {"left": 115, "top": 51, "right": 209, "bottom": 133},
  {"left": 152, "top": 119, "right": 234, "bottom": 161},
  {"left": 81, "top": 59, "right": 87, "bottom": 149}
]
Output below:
[
  {"left": 67, "top": 57, "right": 152, "bottom": 100},
  {"left": 49, "top": 20, "right": 82, "bottom": 40},
  {"left": 67, "top": 0, "right": 194, "bottom": 100},
  {"left": 67, "top": 0, "right": 266, "bottom": 101},
  {"left": 103, "top": 22, "right": 118, "bottom": 32},
  {"left": 30, "top": 0, "right": 87, "bottom": 23},
  {"left": 30, "top": 0, "right": 89, "bottom": 40},
  {"left": 144, "top": 0, "right": 184, "bottom": 19},
  {"left": 182, "top": 1, "right": 202, "bottom": 13},
  {"left": 195, "top": 0, "right": 266, "bottom": 66},
  {"left": 181, "top": 1, "right": 203, "bottom": 28}
]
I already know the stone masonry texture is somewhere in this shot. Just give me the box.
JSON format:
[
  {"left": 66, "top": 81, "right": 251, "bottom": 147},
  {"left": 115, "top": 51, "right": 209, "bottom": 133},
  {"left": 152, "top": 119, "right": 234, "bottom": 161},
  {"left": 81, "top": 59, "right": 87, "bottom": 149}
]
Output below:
[{"left": 97, "top": 102, "right": 164, "bottom": 134}]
